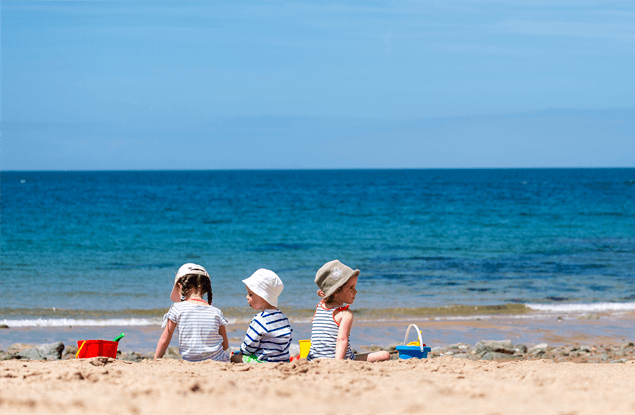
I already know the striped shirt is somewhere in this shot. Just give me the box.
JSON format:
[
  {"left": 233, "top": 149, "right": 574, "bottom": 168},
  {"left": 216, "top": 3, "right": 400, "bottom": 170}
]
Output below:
[
  {"left": 240, "top": 309, "right": 292, "bottom": 362},
  {"left": 307, "top": 301, "right": 355, "bottom": 360},
  {"left": 164, "top": 302, "right": 230, "bottom": 362}
]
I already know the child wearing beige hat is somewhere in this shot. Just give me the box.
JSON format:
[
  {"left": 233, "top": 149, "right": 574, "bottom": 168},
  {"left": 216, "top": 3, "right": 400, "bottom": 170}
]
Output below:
[
  {"left": 231, "top": 269, "right": 293, "bottom": 363},
  {"left": 307, "top": 260, "right": 390, "bottom": 362}
]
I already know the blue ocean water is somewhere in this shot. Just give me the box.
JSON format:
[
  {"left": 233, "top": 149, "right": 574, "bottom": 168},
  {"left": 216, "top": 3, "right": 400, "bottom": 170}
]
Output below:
[{"left": 1, "top": 169, "right": 634, "bottom": 327}]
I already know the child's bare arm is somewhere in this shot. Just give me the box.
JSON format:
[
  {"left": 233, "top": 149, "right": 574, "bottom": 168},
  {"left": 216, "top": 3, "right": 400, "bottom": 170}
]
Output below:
[
  {"left": 154, "top": 319, "right": 176, "bottom": 360},
  {"left": 335, "top": 309, "right": 354, "bottom": 359},
  {"left": 219, "top": 325, "right": 229, "bottom": 351}
]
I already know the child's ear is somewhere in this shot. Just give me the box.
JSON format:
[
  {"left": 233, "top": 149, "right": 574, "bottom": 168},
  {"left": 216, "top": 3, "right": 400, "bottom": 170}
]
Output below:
[{"left": 317, "top": 289, "right": 326, "bottom": 297}]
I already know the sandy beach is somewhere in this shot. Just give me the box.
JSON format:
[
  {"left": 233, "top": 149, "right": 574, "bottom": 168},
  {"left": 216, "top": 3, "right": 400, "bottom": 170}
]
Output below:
[
  {"left": 2, "top": 356, "right": 634, "bottom": 414},
  {"left": 2, "top": 315, "right": 635, "bottom": 413}
]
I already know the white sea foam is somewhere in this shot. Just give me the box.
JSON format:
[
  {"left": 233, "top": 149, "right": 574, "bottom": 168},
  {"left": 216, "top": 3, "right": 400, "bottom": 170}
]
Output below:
[
  {"left": 0, "top": 317, "right": 254, "bottom": 327},
  {"left": 0, "top": 318, "right": 163, "bottom": 328},
  {"left": 526, "top": 302, "right": 635, "bottom": 313}
]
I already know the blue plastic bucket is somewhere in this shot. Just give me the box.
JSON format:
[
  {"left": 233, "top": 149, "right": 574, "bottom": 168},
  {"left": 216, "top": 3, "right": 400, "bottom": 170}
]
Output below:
[
  {"left": 396, "top": 345, "right": 432, "bottom": 359},
  {"left": 397, "top": 324, "right": 431, "bottom": 359}
]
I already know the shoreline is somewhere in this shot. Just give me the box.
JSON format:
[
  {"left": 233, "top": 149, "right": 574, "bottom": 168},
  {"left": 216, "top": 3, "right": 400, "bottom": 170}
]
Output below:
[{"left": 2, "top": 313, "right": 634, "bottom": 354}]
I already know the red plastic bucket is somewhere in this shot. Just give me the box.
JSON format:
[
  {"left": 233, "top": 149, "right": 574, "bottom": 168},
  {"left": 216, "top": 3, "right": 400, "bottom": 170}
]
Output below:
[{"left": 76, "top": 340, "right": 118, "bottom": 359}]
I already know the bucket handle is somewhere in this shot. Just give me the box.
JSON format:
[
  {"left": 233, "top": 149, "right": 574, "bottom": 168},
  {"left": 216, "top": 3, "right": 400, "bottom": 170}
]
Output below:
[
  {"left": 76, "top": 341, "right": 87, "bottom": 359},
  {"left": 403, "top": 324, "right": 424, "bottom": 352}
]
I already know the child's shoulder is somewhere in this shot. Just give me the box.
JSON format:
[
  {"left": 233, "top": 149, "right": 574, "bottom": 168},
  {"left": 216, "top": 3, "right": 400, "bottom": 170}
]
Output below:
[
  {"left": 318, "top": 301, "right": 351, "bottom": 312},
  {"left": 200, "top": 303, "right": 225, "bottom": 315},
  {"left": 170, "top": 302, "right": 224, "bottom": 314},
  {"left": 333, "top": 306, "right": 353, "bottom": 325},
  {"left": 256, "top": 309, "right": 290, "bottom": 323},
  {"left": 258, "top": 308, "right": 285, "bottom": 318}
]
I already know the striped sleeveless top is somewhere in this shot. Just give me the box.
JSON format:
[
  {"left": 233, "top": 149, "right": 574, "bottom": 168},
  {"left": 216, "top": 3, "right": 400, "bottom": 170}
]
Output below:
[{"left": 306, "top": 301, "right": 355, "bottom": 360}]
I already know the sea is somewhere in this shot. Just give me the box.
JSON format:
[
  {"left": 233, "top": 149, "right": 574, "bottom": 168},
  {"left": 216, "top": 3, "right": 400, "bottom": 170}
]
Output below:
[{"left": 2, "top": 169, "right": 634, "bottom": 350}]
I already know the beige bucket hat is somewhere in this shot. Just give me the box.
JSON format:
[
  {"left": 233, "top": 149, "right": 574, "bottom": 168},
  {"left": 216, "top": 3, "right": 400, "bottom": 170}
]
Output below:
[{"left": 315, "top": 259, "right": 360, "bottom": 298}]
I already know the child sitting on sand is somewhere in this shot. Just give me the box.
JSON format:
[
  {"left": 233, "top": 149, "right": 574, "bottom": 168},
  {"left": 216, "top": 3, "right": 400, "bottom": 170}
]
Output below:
[
  {"left": 231, "top": 269, "right": 292, "bottom": 363},
  {"left": 307, "top": 260, "right": 390, "bottom": 362},
  {"left": 154, "top": 263, "right": 230, "bottom": 362}
]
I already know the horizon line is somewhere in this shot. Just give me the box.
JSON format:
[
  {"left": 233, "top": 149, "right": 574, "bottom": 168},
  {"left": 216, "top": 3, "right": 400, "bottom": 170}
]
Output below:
[{"left": 3, "top": 167, "right": 635, "bottom": 173}]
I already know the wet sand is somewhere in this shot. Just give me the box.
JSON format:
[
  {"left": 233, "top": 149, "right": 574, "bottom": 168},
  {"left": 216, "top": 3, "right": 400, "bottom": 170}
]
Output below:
[{"left": 2, "top": 313, "right": 634, "bottom": 354}]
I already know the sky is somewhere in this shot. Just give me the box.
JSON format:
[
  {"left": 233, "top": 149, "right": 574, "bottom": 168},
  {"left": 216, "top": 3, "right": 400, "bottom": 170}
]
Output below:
[{"left": 1, "top": 0, "right": 634, "bottom": 170}]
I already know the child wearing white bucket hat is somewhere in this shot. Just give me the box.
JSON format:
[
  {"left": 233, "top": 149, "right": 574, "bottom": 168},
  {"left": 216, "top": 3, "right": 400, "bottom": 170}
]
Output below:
[
  {"left": 307, "top": 259, "right": 390, "bottom": 362},
  {"left": 231, "top": 269, "right": 293, "bottom": 363},
  {"left": 154, "top": 263, "right": 230, "bottom": 362}
]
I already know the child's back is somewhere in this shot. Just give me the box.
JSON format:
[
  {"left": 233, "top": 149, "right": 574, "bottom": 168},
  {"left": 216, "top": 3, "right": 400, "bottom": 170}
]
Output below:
[
  {"left": 165, "top": 300, "right": 228, "bottom": 362},
  {"left": 232, "top": 269, "right": 293, "bottom": 363},
  {"left": 241, "top": 308, "right": 292, "bottom": 362},
  {"left": 308, "top": 301, "right": 355, "bottom": 360}
]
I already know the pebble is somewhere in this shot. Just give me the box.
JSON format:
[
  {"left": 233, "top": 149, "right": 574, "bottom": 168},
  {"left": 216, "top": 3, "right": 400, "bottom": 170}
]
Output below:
[
  {"left": 15, "top": 342, "right": 65, "bottom": 361},
  {"left": 475, "top": 340, "right": 515, "bottom": 357},
  {"left": 1, "top": 339, "right": 634, "bottom": 364}
]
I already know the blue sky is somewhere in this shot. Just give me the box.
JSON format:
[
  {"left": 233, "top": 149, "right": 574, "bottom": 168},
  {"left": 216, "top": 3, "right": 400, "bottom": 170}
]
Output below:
[{"left": 2, "top": 1, "right": 634, "bottom": 170}]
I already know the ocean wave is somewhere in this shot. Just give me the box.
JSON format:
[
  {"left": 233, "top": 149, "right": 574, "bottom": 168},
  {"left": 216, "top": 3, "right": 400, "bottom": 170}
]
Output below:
[
  {"left": 0, "top": 316, "right": 260, "bottom": 328},
  {"left": 0, "top": 307, "right": 170, "bottom": 318},
  {"left": 0, "top": 318, "right": 163, "bottom": 328},
  {"left": 3, "top": 302, "right": 634, "bottom": 327},
  {"left": 526, "top": 302, "right": 635, "bottom": 313}
]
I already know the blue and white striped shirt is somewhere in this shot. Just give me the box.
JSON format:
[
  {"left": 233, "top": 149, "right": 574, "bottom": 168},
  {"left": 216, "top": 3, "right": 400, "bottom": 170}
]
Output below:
[
  {"left": 165, "top": 302, "right": 230, "bottom": 362},
  {"left": 240, "top": 309, "right": 292, "bottom": 362},
  {"left": 307, "top": 301, "right": 355, "bottom": 360}
]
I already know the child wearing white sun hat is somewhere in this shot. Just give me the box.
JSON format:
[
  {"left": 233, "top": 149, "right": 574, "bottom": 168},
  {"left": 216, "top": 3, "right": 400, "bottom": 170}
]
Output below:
[{"left": 231, "top": 269, "right": 293, "bottom": 363}]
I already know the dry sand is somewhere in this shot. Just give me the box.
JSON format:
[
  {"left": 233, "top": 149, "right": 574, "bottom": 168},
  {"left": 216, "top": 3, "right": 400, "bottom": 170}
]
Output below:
[{"left": 2, "top": 357, "right": 634, "bottom": 414}]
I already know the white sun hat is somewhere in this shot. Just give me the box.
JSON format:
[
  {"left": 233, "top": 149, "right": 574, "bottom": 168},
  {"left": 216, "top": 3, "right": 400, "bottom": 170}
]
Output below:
[
  {"left": 170, "top": 263, "right": 210, "bottom": 302},
  {"left": 242, "top": 269, "right": 284, "bottom": 308}
]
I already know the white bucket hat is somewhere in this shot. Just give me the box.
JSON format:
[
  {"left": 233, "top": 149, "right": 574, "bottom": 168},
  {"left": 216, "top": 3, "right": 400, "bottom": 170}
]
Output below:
[
  {"left": 242, "top": 269, "right": 284, "bottom": 308},
  {"left": 170, "top": 263, "right": 210, "bottom": 302}
]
